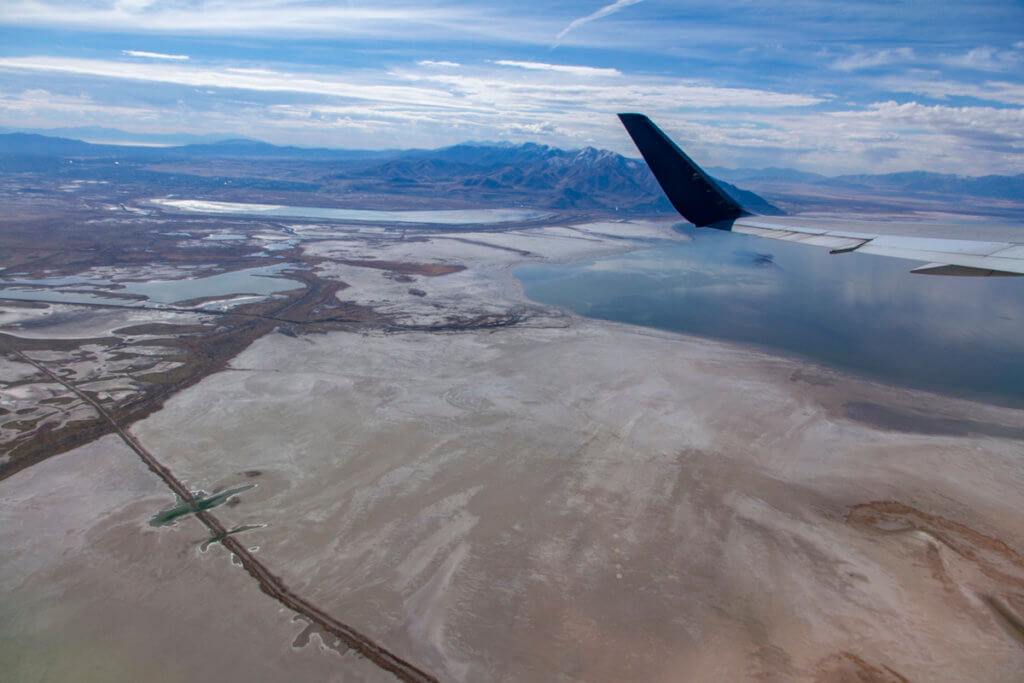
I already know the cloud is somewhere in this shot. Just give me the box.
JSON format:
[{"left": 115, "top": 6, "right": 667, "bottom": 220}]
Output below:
[
  {"left": 493, "top": 60, "right": 621, "bottom": 77},
  {"left": 3, "top": 51, "right": 1021, "bottom": 175},
  {"left": 832, "top": 100, "right": 1024, "bottom": 130},
  {"left": 122, "top": 50, "right": 189, "bottom": 61},
  {"left": 0, "top": 55, "right": 824, "bottom": 111},
  {"left": 830, "top": 48, "right": 914, "bottom": 71},
  {"left": 0, "top": 56, "right": 466, "bottom": 109},
  {"left": 878, "top": 72, "right": 1024, "bottom": 106},
  {"left": 0, "top": 1, "right": 472, "bottom": 38},
  {"left": 0, "top": 88, "right": 147, "bottom": 116},
  {"left": 0, "top": 55, "right": 830, "bottom": 166},
  {"left": 115, "top": 0, "right": 158, "bottom": 11},
  {"left": 555, "top": 0, "right": 645, "bottom": 42},
  {"left": 0, "top": 88, "right": 165, "bottom": 132},
  {"left": 743, "top": 101, "right": 1024, "bottom": 174},
  {"left": 417, "top": 60, "right": 461, "bottom": 68},
  {"left": 825, "top": 101, "right": 1024, "bottom": 158},
  {"left": 225, "top": 68, "right": 276, "bottom": 75},
  {"left": 604, "top": 99, "right": 1024, "bottom": 175},
  {"left": 941, "top": 45, "right": 1022, "bottom": 71}
]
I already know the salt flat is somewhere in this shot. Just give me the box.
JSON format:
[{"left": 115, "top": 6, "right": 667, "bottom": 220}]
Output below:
[
  {"left": 124, "top": 315, "right": 1024, "bottom": 681},
  {"left": 3, "top": 217, "right": 1023, "bottom": 682},
  {"left": 0, "top": 436, "right": 391, "bottom": 682}
]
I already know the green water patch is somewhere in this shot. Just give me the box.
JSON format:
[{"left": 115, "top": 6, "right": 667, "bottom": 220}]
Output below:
[
  {"left": 199, "top": 523, "right": 264, "bottom": 552},
  {"left": 149, "top": 484, "right": 255, "bottom": 527}
]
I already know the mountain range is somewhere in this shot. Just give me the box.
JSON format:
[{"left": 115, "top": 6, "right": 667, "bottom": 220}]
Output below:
[{"left": 2, "top": 132, "right": 1023, "bottom": 215}]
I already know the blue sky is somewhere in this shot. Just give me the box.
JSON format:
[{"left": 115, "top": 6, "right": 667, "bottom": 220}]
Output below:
[{"left": 1, "top": 1, "right": 1023, "bottom": 174}]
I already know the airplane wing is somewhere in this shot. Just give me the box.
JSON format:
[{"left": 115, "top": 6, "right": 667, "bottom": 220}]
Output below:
[{"left": 618, "top": 113, "right": 1024, "bottom": 276}]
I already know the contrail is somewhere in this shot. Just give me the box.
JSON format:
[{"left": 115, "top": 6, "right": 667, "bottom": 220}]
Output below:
[{"left": 556, "top": 0, "right": 645, "bottom": 42}]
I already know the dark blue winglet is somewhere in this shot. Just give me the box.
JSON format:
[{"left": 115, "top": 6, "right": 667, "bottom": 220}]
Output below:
[{"left": 618, "top": 113, "right": 751, "bottom": 228}]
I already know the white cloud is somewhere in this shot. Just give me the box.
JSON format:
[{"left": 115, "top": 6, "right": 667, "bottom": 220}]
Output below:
[
  {"left": 830, "top": 47, "right": 914, "bottom": 71},
  {"left": 556, "top": 0, "right": 645, "bottom": 42},
  {"left": 741, "top": 101, "right": 1024, "bottom": 174},
  {"left": 0, "top": 88, "right": 162, "bottom": 128},
  {"left": 417, "top": 60, "right": 461, "bottom": 68},
  {"left": 0, "top": 1, "right": 471, "bottom": 37},
  {"left": 0, "top": 56, "right": 824, "bottom": 112},
  {"left": 493, "top": 60, "right": 621, "bottom": 77},
  {"left": 0, "top": 56, "right": 467, "bottom": 110},
  {"left": 941, "top": 45, "right": 1022, "bottom": 71},
  {"left": 830, "top": 99, "right": 1024, "bottom": 130},
  {"left": 879, "top": 72, "right": 1024, "bottom": 106},
  {"left": 0, "top": 55, "right": 831, "bottom": 166},
  {"left": 601, "top": 99, "right": 1024, "bottom": 175},
  {"left": 115, "top": 0, "right": 158, "bottom": 11},
  {"left": 225, "top": 68, "right": 276, "bottom": 75},
  {"left": 122, "top": 49, "right": 188, "bottom": 60},
  {"left": 4, "top": 54, "right": 1020, "bottom": 174}
]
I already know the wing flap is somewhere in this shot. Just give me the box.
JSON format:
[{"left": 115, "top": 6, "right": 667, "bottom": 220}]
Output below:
[
  {"left": 731, "top": 217, "right": 1024, "bottom": 275},
  {"left": 732, "top": 224, "right": 867, "bottom": 250},
  {"left": 991, "top": 245, "right": 1024, "bottom": 258}
]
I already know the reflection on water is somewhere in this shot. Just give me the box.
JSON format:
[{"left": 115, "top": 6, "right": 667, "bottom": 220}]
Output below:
[
  {"left": 152, "top": 198, "right": 552, "bottom": 225},
  {"left": 0, "top": 264, "right": 303, "bottom": 306},
  {"left": 515, "top": 224, "right": 1024, "bottom": 406}
]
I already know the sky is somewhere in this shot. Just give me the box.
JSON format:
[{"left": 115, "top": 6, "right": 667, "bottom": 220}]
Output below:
[{"left": 1, "top": 1, "right": 1023, "bottom": 174}]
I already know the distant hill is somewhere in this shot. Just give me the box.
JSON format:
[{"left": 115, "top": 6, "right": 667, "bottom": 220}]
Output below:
[
  {"left": 824, "top": 171, "right": 1024, "bottom": 200},
  {"left": 0, "top": 125, "right": 236, "bottom": 146},
  {"left": 709, "top": 166, "right": 830, "bottom": 184},
  {"left": 709, "top": 165, "right": 1024, "bottom": 203},
  {"left": 0, "top": 132, "right": 118, "bottom": 156},
  {"left": 173, "top": 139, "right": 398, "bottom": 161},
  {"left": 0, "top": 132, "right": 396, "bottom": 161},
  {"left": 335, "top": 143, "right": 784, "bottom": 213},
  {"left": 0, "top": 132, "right": 785, "bottom": 213}
]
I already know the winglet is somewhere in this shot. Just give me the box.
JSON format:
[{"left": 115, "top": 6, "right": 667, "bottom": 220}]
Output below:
[{"left": 618, "top": 113, "right": 750, "bottom": 227}]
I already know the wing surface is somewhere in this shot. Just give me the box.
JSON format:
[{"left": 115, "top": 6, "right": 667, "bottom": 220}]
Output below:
[{"left": 618, "top": 113, "right": 1024, "bottom": 276}]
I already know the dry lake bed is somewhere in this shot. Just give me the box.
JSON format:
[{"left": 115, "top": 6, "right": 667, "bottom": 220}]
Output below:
[{"left": 3, "top": 209, "right": 1024, "bottom": 682}]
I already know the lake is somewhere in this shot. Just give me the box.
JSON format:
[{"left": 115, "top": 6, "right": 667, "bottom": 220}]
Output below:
[
  {"left": 515, "top": 224, "right": 1024, "bottom": 406},
  {"left": 0, "top": 264, "right": 303, "bottom": 307},
  {"left": 151, "top": 199, "right": 552, "bottom": 225}
]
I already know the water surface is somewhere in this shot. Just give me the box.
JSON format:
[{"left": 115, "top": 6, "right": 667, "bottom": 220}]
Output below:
[
  {"left": 153, "top": 199, "right": 551, "bottom": 225},
  {"left": 0, "top": 264, "right": 303, "bottom": 307},
  {"left": 516, "top": 225, "right": 1024, "bottom": 406}
]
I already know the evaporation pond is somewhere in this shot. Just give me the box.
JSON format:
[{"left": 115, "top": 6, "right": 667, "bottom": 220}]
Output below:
[
  {"left": 151, "top": 199, "right": 551, "bottom": 225},
  {"left": 0, "top": 264, "right": 303, "bottom": 306}
]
